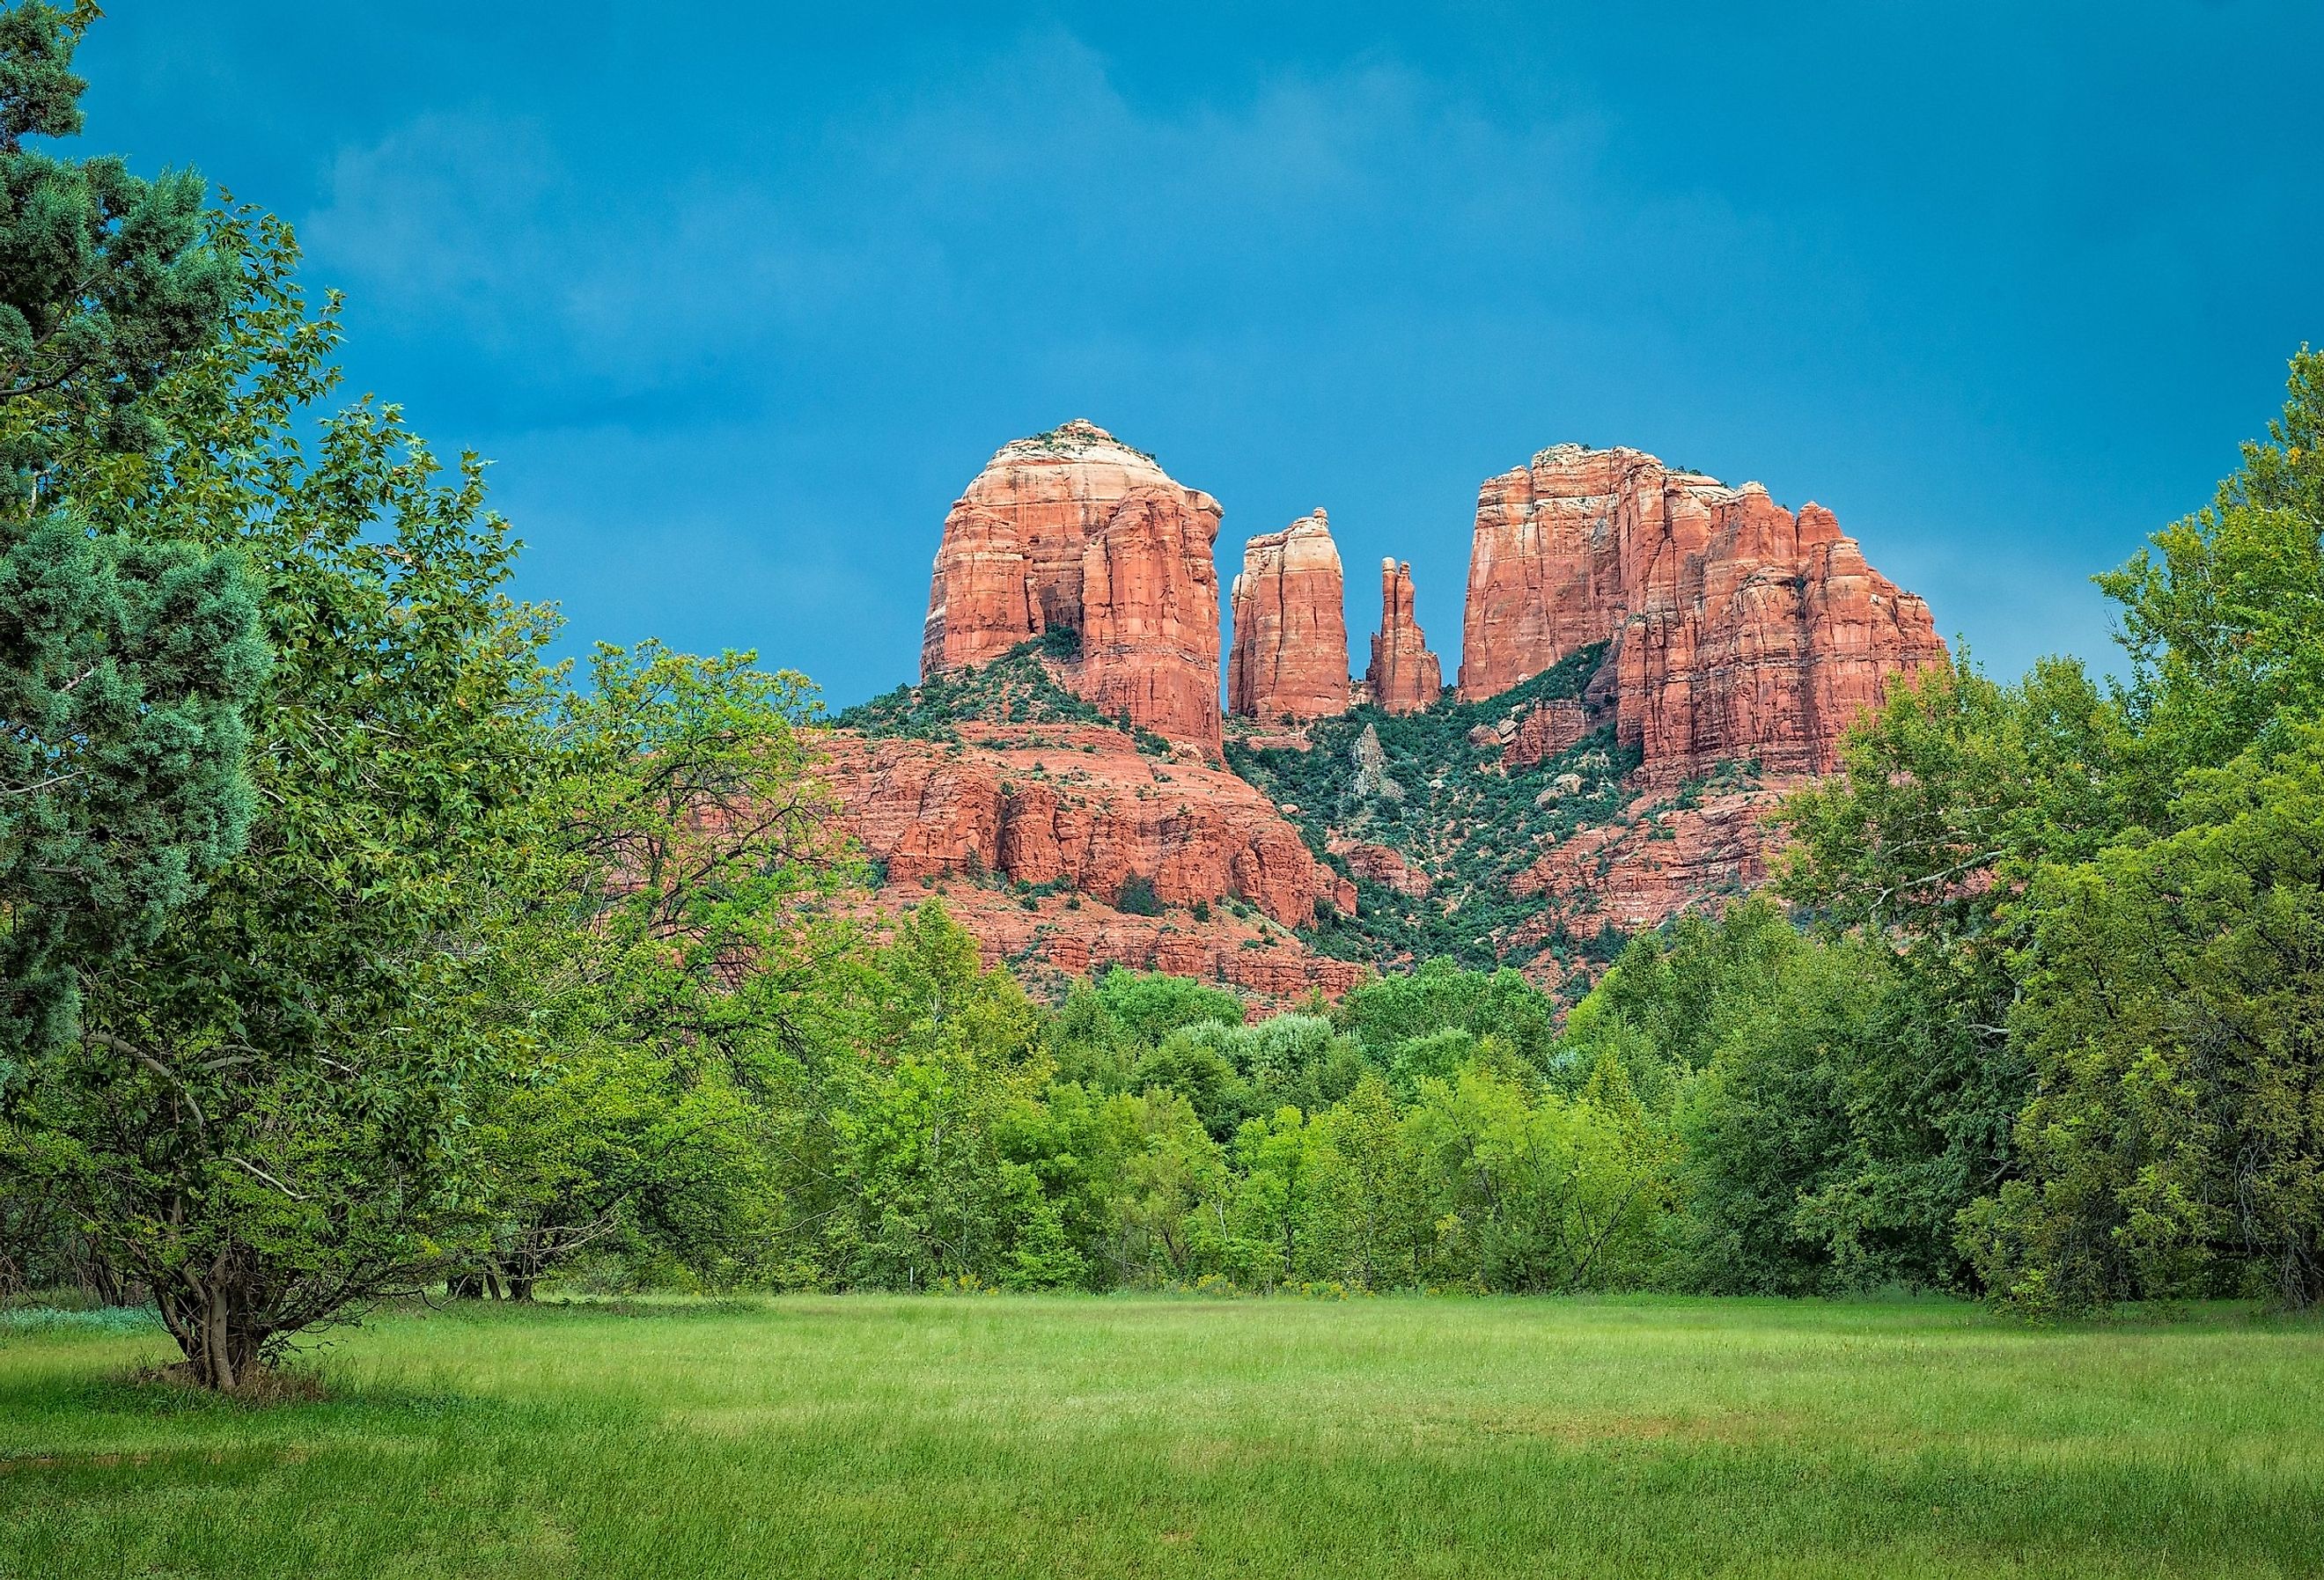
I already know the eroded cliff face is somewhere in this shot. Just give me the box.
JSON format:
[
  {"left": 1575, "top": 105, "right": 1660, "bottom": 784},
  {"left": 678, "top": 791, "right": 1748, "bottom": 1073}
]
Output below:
[
  {"left": 1227, "top": 510, "right": 1351, "bottom": 721},
  {"left": 922, "top": 420, "right": 1225, "bottom": 753},
  {"left": 821, "top": 723, "right": 1351, "bottom": 929},
  {"left": 1364, "top": 560, "right": 1444, "bottom": 715},
  {"left": 820, "top": 717, "right": 1361, "bottom": 999},
  {"left": 1456, "top": 445, "right": 1945, "bottom": 783}
]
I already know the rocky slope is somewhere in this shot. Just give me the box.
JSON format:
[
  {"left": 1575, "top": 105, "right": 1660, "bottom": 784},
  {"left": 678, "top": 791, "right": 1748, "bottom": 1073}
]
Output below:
[
  {"left": 921, "top": 420, "right": 1225, "bottom": 754},
  {"left": 827, "top": 645, "right": 1359, "bottom": 998},
  {"left": 1459, "top": 445, "right": 1945, "bottom": 783},
  {"left": 1226, "top": 510, "right": 1351, "bottom": 721}
]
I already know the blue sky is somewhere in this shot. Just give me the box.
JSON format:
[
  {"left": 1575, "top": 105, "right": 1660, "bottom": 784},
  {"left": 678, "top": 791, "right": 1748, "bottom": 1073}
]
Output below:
[{"left": 80, "top": 3, "right": 2322, "bottom": 705}]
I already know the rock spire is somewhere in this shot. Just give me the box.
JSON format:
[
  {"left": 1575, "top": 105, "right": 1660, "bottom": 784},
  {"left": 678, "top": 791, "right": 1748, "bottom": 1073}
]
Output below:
[
  {"left": 1227, "top": 508, "right": 1352, "bottom": 721},
  {"left": 1364, "top": 558, "right": 1443, "bottom": 714}
]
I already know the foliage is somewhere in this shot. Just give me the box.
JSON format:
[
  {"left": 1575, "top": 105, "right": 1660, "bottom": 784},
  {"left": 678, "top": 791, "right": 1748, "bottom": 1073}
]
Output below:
[
  {"left": 0, "top": 199, "right": 570, "bottom": 1387},
  {"left": 1963, "top": 728, "right": 2324, "bottom": 1312},
  {"left": 0, "top": 4, "right": 258, "bottom": 1061},
  {"left": 461, "top": 641, "right": 862, "bottom": 1297},
  {"left": 1777, "top": 349, "right": 2324, "bottom": 1312},
  {"left": 0, "top": 514, "right": 265, "bottom": 1055},
  {"left": 1228, "top": 645, "right": 1646, "bottom": 972},
  {"left": 833, "top": 638, "right": 1107, "bottom": 740}
]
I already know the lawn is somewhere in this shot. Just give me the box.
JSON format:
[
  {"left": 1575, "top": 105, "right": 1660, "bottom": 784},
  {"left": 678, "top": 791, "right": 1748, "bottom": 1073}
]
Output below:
[{"left": 3, "top": 1294, "right": 2320, "bottom": 1578}]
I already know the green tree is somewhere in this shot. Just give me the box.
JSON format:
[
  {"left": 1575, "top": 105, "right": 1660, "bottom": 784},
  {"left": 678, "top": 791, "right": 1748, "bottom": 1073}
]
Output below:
[
  {"left": 1772, "top": 658, "right": 2128, "bottom": 1288},
  {"left": 1402, "top": 1065, "right": 1672, "bottom": 1293},
  {"left": 1963, "top": 727, "right": 2324, "bottom": 1312},
  {"left": 2097, "top": 348, "right": 2324, "bottom": 806},
  {"left": 0, "top": 1, "right": 256, "bottom": 1062},
  {"left": 1335, "top": 959, "right": 1559, "bottom": 1073},
  {"left": 462, "top": 642, "right": 860, "bottom": 1297},
  {"left": 0, "top": 205, "right": 569, "bottom": 1386},
  {"left": 808, "top": 902, "right": 1067, "bottom": 1290}
]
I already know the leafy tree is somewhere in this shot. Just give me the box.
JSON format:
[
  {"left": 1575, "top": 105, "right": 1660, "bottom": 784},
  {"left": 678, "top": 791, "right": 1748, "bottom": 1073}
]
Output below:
[
  {"left": 1178, "top": 1013, "right": 1368, "bottom": 1121},
  {"left": 805, "top": 901, "right": 1069, "bottom": 1290},
  {"left": 1093, "top": 966, "right": 1241, "bottom": 1045},
  {"left": 1335, "top": 959, "right": 1559, "bottom": 1074},
  {"left": 0, "top": 206, "right": 567, "bottom": 1387},
  {"left": 1305, "top": 1072, "right": 1424, "bottom": 1288},
  {"left": 1565, "top": 898, "right": 1802, "bottom": 1097},
  {"left": 1770, "top": 659, "right": 2129, "bottom": 1288},
  {"left": 1109, "top": 1088, "right": 1231, "bottom": 1284},
  {"left": 1671, "top": 937, "right": 1906, "bottom": 1293},
  {"left": 1133, "top": 1030, "right": 1247, "bottom": 1141},
  {"left": 1224, "top": 1105, "right": 1327, "bottom": 1289},
  {"left": 1963, "top": 731, "right": 2324, "bottom": 1312},
  {"left": 462, "top": 642, "right": 859, "bottom": 1297},
  {"left": 1403, "top": 1065, "right": 1672, "bottom": 1292},
  {"left": 2098, "top": 348, "right": 2324, "bottom": 806}
]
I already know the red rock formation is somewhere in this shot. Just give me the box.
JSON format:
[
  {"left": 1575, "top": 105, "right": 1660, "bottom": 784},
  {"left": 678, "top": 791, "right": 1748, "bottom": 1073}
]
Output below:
[
  {"left": 1500, "top": 698, "right": 1597, "bottom": 770},
  {"left": 886, "top": 885, "right": 1370, "bottom": 1003},
  {"left": 820, "top": 721, "right": 1352, "bottom": 930},
  {"left": 921, "top": 420, "right": 1225, "bottom": 753},
  {"left": 1511, "top": 784, "right": 1791, "bottom": 931},
  {"left": 1456, "top": 445, "right": 1945, "bottom": 783},
  {"left": 1364, "top": 560, "right": 1443, "bottom": 714},
  {"left": 1227, "top": 509, "right": 1352, "bottom": 721},
  {"left": 1329, "top": 837, "right": 1431, "bottom": 900}
]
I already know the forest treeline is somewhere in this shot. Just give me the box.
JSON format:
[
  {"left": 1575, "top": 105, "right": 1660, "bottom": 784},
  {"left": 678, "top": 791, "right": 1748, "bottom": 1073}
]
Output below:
[{"left": 2, "top": 4, "right": 2320, "bottom": 1390}]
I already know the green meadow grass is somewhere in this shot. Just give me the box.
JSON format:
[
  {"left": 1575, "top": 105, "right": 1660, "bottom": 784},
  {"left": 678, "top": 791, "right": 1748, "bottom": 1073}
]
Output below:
[{"left": 3, "top": 1294, "right": 2320, "bottom": 1578}]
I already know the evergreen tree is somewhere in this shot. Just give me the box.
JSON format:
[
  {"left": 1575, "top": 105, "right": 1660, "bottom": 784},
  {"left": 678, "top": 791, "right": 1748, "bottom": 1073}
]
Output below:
[{"left": 0, "top": 0, "right": 257, "bottom": 1060}]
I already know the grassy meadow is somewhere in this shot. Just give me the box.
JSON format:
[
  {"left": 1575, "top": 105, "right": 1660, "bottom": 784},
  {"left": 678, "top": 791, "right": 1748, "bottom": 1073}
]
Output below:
[{"left": 4, "top": 1295, "right": 2321, "bottom": 1579}]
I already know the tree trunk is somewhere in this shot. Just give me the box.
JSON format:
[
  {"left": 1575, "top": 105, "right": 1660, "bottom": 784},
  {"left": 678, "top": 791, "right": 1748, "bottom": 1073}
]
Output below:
[{"left": 154, "top": 1253, "right": 268, "bottom": 1392}]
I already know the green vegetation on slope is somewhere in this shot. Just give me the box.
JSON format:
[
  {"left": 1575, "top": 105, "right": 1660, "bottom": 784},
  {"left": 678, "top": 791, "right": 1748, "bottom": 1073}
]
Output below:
[
  {"left": 6, "top": 1297, "right": 2322, "bottom": 1580},
  {"left": 1226, "top": 644, "right": 1653, "bottom": 971},
  {"left": 833, "top": 631, "right": 1117, "bottom": 742}
]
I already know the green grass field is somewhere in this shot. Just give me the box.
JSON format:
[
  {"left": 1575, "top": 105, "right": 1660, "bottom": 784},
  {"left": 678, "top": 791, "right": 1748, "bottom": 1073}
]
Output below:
[{"left": 4, "top": 1295, "right": 2321, "bottom": 1578}]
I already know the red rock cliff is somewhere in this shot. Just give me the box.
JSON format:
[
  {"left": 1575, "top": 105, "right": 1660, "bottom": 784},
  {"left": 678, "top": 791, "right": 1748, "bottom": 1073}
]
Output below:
[
  {"left": 1227, "top": 509, "right": 1351, "bottom": 721},
  {"left": 1364, "top": 560, "right": 1444, "bottom": 715},
  {"left": 1457, "top": 445, "right": 1944, "bottom": 782},
  {"left": 922, "top": 420, "right": 1225, "bottom": 753}
]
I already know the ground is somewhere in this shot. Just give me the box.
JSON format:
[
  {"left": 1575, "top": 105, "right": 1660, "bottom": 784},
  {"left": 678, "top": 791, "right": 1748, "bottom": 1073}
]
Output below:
[{"left": 4, "top": 1296, "right": 2321, "bottom": 1578}]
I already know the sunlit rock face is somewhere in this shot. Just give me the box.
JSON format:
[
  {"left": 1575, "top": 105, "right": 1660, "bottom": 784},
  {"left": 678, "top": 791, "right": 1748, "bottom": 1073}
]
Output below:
[
  {"left": 1456, "top": 444, "right": 1945, "bottom": 782},
  {"left": 921, "top": 419, "right": 1225, "bottom": 753},
  {"left": 1228, "top": 508, "right": 1352, "bottom": 723},
  {"left": 1364, "top": 559, "right": 1443, "bottom": 715}
]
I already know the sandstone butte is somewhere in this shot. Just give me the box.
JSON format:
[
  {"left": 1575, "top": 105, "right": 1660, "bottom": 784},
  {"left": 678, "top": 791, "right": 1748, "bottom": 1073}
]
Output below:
[
  {"left": 920, "top": 418, "right": 1225, "bottom": 756},
  {"left": 1226, "top": 509, "right": 1351, "bottom": 721},
  {"left": 1457, "top": 444, "right": 1947, "bottom": 783},
  {"left": 1364, "top": 558, "right": 1445, "bottom": 714},
  {"left": 827, "top": 424, "right": 1948, "bottom": 1005}
]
